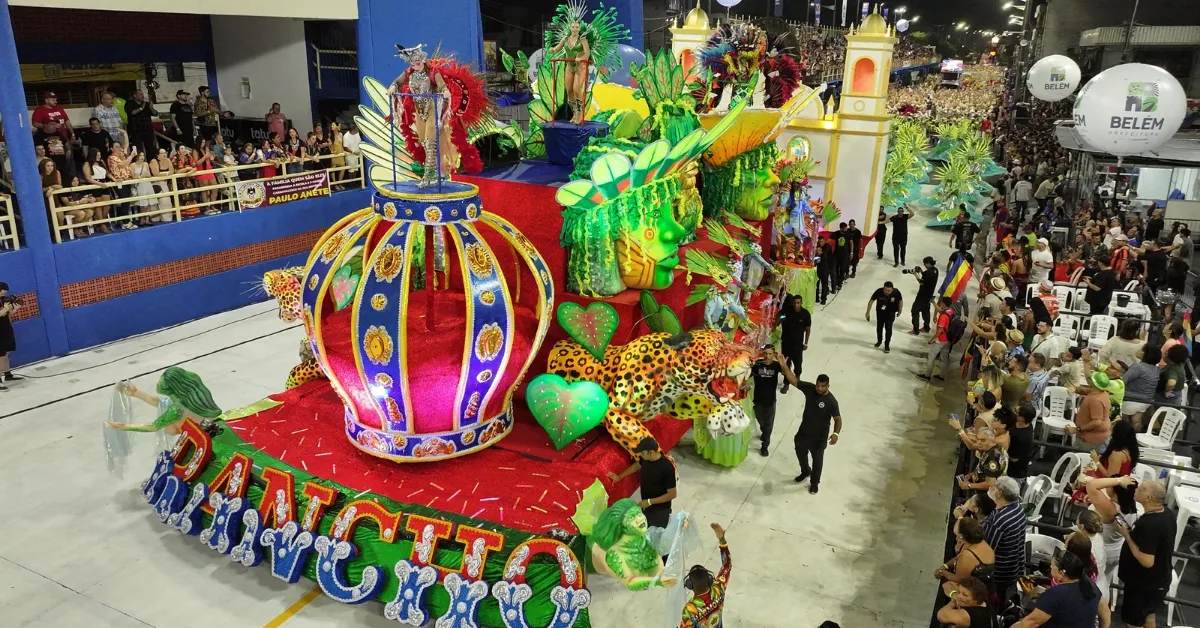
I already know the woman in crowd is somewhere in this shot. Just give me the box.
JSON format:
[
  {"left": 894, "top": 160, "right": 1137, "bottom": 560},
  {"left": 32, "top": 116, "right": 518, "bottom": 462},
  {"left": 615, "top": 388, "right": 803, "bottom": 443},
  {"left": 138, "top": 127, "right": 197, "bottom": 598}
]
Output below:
[
  {"left": 127, "top": 150, "right": 156, "bottom": 226},
  {"left": 936, "top": 576, "right": 993, "bottom": 628},
  {"left": 1160, "top": 323, "right": 1186, "bottom": 363},
  {"left": 328, "top": 121, "right": 346, "bottom": 185},
  {"left": 80, "top": 148, "right": 114, "bottom": 233},
  {"left": 43, "top": 161, "right": 94, "bottom": 239},
  {"left": 107, "top": 144, "right": 136, "bottom": 230},
  {"left": 284, "top": 128, "right": 306, "bottom": 174},
  {"left": 1068, "top": 418, "right": 1137, "bottom": 510},
  {"left": 1006, "top": 404, "right": 1036, "bottom": 485},
  {"left": 936, "top": 517, "right": 995, "bottom": 593},
  {"left": 1014, "top": 551, "right": 1109, "bottom": 628},
  {"left": 237, "top": 142, "right": 262, "bottom": 180},
  {"left": 258, "top": 138, "right": 279, "bottom": 179},
  {"left": 1121, "top": 345, "right": 1160, "bottom": 428},
  {"left": 57, "top": 176, "right": 101, "bottom": 238},
  {"left": 1097, "top": 320, "right": 1144, "bottom": 369},
  {"left": 1159, "top": 343, "right": 1189, "bottom": 400},
  {"left": 1084, "top": 474, "right": 1138, "bottom": 592},
  {"left": 173, "top": 146, "right": 198, "bottom": 210},
  {"left": 149, "top": 148, "right": 175, "bottom": 221},
  {"left": 303, "top": 132, "right": 322, "bottom": 172},
  {"left": 193, "top": 139, "right": 219, "bottom": 215},
  {"left": 1071, "top": 510, "right": 1108, "bottom": 595}
]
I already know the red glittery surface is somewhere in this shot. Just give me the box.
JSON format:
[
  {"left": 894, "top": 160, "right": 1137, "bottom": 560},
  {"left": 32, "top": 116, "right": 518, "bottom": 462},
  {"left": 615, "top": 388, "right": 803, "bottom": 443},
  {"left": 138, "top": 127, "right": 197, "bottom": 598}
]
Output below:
[{"left": 227, "top": 381, "right": 691, "bottom": 534}]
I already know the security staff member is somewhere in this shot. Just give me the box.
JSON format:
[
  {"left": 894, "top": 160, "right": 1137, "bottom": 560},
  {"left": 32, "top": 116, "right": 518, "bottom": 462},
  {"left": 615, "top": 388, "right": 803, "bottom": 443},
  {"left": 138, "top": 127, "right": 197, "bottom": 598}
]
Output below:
[
  {"left": 908, "top": 256, "right": 939, "bottom": 335},
  {"left": 866, "top": 281, "right": 904, "bottom": 353},
  {"left": 875, "top": 208, "right": 888, "bottom": 259},
  {"left": 793, "top": 374, "right": 842, "bottom": 494},
  {"left": 778, "top": 295, "right": 812, "bottom": 393}
]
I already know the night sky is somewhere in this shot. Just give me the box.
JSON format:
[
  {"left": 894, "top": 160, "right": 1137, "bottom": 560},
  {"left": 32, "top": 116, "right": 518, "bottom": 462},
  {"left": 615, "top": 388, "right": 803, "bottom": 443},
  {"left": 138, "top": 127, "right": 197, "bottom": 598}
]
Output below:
[{"left": 888, "top": 0, "right": 1014, "bottom": 29}]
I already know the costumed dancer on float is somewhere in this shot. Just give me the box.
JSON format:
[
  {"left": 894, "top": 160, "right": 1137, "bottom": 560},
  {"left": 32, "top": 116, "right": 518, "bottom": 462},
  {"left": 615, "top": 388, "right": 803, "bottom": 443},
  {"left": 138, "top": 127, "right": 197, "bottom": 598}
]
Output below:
[
  {"left": 388, "top": 44, "right": 488, "bottom": 188},
  {"left": 107, "top": 367, "right": 222, "bottom": 434},
  {"left": 681, "top": 523, "right": 733, "bottom": 628},
  {"left": 545, "top": 0, "right": 628, "bottom": 125}
]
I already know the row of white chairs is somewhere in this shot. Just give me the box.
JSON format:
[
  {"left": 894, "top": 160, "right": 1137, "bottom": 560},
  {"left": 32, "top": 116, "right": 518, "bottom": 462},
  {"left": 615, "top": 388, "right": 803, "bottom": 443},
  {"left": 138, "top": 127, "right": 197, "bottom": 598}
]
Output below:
[
  {"left": 1022, "top": 281, "right": 1141, "bottom": 315},
  {"left": 1035, "top": 387, "right": 1189, "bottom": 463}
]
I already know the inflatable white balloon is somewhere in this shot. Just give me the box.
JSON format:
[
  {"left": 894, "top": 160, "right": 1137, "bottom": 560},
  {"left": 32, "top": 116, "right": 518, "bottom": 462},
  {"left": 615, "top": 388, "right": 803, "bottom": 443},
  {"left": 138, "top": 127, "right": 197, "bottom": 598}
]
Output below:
[
  {"left": 1072, "top": 63, "right": 1187, "bottom": 157},
  {"left": 1026, "top": 55, "right": 1080, "bottom": 102},
  {"left": 528, "top": 48, "right": 544, "bottom": 84},
  {"left": 896, "top": 19, "right": 910, "bottom": 33}
]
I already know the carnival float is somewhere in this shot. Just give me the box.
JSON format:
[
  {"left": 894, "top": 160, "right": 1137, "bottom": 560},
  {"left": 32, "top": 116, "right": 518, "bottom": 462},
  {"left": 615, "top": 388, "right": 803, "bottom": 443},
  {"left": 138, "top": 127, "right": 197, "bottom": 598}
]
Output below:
[{"left": 102, "top": 5, "right": 905, "bottom": 625}]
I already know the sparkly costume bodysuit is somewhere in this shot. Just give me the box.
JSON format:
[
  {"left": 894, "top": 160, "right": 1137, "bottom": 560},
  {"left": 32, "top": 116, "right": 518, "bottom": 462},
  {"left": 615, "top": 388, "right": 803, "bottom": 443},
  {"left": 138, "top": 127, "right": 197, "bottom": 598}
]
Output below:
[{"left": 408, "top": 68, "right": 434, "bottom": 119}]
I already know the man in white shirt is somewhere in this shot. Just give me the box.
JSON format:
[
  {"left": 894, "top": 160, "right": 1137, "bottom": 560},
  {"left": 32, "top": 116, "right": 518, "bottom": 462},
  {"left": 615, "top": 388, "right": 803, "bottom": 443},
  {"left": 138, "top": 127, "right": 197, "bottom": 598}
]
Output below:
[
  {"left": 1030, "top": 319, "right": 1066, "bottom": 367},
  {"left": 92, "top": 92, "right": 126, "bottom": 147},
  {"left": 1013, "top": 175, "right": 1034, "bottom": 221},
  {"left": 1029, "top": 237, "right": 1054, "bottom": 284},
  {"left": 343, "top": 122, "right": 362, "bottom": 176}
]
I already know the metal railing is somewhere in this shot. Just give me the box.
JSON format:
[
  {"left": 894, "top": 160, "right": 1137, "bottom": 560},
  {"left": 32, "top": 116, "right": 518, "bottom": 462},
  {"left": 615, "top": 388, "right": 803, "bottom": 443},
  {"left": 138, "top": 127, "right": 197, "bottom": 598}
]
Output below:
[
  {"left": 46, "top": 151, "right": 363, "bottom": 243},
  {"left": 0, "top": 192, "right": 17, "bottom": 251},
  {"left": 311, "top": 45, "right": 358, "bottom": 90}
]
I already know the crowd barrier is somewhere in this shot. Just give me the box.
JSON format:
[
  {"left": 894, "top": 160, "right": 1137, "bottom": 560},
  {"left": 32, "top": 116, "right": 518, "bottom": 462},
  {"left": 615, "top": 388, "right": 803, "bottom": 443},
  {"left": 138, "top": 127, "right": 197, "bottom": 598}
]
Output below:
[
  {"left": 45, "top": 151, "right": 363, "bottom": 243},
  {"left": 0, "top": 192, "right": 16, "bottom": 251}
]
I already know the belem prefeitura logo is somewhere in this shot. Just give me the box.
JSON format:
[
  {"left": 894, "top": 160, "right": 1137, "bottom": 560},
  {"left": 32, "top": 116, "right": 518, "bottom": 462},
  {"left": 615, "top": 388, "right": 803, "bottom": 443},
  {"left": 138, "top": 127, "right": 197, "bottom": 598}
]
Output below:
[
  {"left": 1106, "top": 80, "right": 1166, "bottom": 138},
  {"left": 1044, "top": 66, "right": 1071, "bottom": 91}
]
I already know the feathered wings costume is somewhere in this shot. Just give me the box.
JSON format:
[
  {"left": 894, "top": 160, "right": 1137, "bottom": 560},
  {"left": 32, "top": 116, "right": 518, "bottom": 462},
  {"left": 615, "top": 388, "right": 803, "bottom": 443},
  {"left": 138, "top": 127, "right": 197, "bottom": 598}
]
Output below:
[
  {"left": 395, "top": 59, "right": 488, "bottom": 175},
  {"left": 693, "top": 23, "right": 800, "bottom": 111}
]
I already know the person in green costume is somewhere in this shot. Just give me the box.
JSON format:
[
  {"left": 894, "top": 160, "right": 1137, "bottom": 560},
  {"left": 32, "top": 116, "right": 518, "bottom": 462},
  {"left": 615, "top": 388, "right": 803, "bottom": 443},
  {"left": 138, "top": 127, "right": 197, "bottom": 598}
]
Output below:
[
  {"left": 107, "top": 367, "right": 223, "bottom": 434},
  {"left": 589, "top": 498, "right": 677, "bottom": 591}
]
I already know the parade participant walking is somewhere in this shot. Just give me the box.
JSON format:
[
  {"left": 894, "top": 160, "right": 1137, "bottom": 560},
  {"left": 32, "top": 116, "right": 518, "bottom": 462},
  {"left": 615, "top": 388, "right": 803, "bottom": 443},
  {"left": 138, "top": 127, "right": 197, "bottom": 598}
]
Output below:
[
  {"left": 909, "top": 256, "right": 939, "bottom": 334},
  {"left": 875, "top": 208, "right": 888, "bottom": 259},
  {"left": 866, "top": 281, "right": 904, "bottom": 353},
  {"left": 778, "top": 295, "right": 812, "bottom": 393},
  {"left": 847, "top": 219, "right": 863, "bottom": 278},
  {"left": 793, "top": 374, "right": 841, "bottom": 494},
  {"left": 607, "top": 437, "right": 677, "bottom": 529},
  {"left": 681, "top": 523, "right": 732, "bottom": 628},
  {"left": 891, "top": 207, "right": 911, "bottom": 266},
  {"left": 751, "top": 346, "right": 799, "bottom": 456},
  {"left": 834, "top": 223, "right": 851, "bottom": 290}
]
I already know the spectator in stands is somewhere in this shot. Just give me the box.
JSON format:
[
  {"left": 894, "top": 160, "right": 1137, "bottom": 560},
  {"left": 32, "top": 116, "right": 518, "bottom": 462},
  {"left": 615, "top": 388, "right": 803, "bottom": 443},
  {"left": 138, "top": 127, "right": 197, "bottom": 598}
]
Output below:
[
  {"left": 284, "top": 128, "right": 306, "bottom": 175},
  {"left": 982, "top": 476, "right": 1025, "bottom": 601},
  {"left": 1067, "top": 371, "right": 1113, "bottom": 447},
  {"left": 258, "top": 138, "right": 279, "bottom": 179},
  {"left": 33, "top": 119, "right": 74, "bottom": 184},
  {"left": 936, "top": 576, "right": 992, "bottom": 628},
  {"left": 936, "top": 517, "right": 995, "bottom": 591},
  {"left": 343, "top": 122, "right": 361, "bottom": 179},
  {"left": 1013, "top": 175, "right": 1034, "bottom": 221},
  {"left": 1158, "top": 343, "right": 1189, "bottom": 401},
  {"left": 194, "top": 86, "right": 220, "bottom": 141},
  {"left": 265, "top": 103, "right": 288, "bottom": 141},
  {"left": 57, "top": 176, "right": 98, "bottom": 239},
  {"left": 124, "top": 90, "right": 159, "bottom": 159},
  {"left": 92, "top": 92, "right": 125, "bottom": 147},
  {"left": 1117, "top": 479, "right": 1176, "bottom": 628},
  {"left": 81, "top": 118, "right": 116, "bottom": 161},
  {"left": 1122, "top": 346, "right": 1160, "bottom": 427},
  {"left": 128, "top": 150, "right": 156, "bottom": 226},
  {"left": 329, "top": 121, "right": 346, "bottom": 187},
  {"left": 303, "top": 132, "right": 323, "bottom": 172},
  {"left": 237, "top": 142, "right": 262, "bottom": 180},
  {"left": 194, "top": 139, "right": 218, "bottom": 215},
  {"left": 80, "top": 149, "right": 112, "bottom": 233},
  {"left": 1024, "top": 353, "right": 1051, "bottom": 404},
  {"left": 999, "top": 354, "right": 1029, "bottom": 410},
  {"left": 1098, "top": 320, "right": 1144, "bottom": 370},
  {"left": 1029, "top": 238, "right": 1054, "bottom": 286},
  {"left": 1014, "top": 550, "right": 1109, "bottom": 628},
  {"left": 107, "top": 143, "right": 136, "bottom": 230},
  {"left": 149, "top": 148, "right": 175, "bottom": 221},
  {"left": 1137, "top": 238, "right": 1169, "bottom": 289},
  {"left": 172, "top": 146, "right": 198, "bottom": 207},
  {"left": 1108, "top": 234, "right": 1134, "bottom": 276},
  {"left": 32, "top": 92, "right": 73, "bottom": 141},
  {"left": 1083, "top": 257, "right": 1118, "bottom": 315},
  {"left": 169, "top": 90, "right": 195, "bottom": 148}
]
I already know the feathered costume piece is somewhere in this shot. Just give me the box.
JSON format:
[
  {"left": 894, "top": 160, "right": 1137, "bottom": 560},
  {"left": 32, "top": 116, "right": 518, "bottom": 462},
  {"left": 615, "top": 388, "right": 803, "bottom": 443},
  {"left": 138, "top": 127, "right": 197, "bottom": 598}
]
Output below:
[
  {"left": 393, "top": 44, "right": 490, "bottom": 177},
  {"left": 692, "top": 22, "right": 800, "bottom": 112},
  {"left": 546, "top": 0, "right": 629, "bottom": 73}
]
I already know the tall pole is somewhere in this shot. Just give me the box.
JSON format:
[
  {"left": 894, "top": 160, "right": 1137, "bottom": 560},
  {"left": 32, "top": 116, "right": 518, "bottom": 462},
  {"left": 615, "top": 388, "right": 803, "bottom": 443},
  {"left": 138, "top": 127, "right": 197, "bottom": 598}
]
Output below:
[{"left": 1121, "top": 0, "right": 1141, "bottom": 62}]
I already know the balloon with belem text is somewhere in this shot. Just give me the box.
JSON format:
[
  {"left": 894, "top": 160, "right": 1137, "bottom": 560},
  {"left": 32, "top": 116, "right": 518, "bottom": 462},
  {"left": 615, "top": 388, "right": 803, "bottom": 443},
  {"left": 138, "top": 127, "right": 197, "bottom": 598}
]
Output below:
[
  {"left": 606, "top": 44, "right": 647, "bottom": 87},
  {"left": 1026, "top": 55, "right": 1080, "bottom": 102},
  {"left": 528, "top": 48, "right": 544, "bottom": 84},
  {"left": 1071, "top": 63, "right": 1187, "bottom": 157}
]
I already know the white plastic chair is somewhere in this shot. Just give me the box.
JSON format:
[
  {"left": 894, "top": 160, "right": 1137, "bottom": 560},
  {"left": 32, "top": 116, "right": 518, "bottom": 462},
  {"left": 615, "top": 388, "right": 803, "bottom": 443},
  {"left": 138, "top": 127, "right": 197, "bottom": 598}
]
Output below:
[
  {"left": 1087, "top": 314, "right": 1118, "bottom": 351},
  {"left": 1053, "top": 285, "right": 1075, "bottom": 310},
  {"left": 1025, "top": 282, "right": 1039, "bottom": 307},
  {"left": 1022, "top": 474, "right": 1054, "bottom": 528},
  {"left": 1053, "top": 314, "right": 1081, "bottom": 341},
  {"left": 1038, "top": 386, "right": 1077, "bottom": 457},
  {"left": 1073, "top": 287, "right": 1089, "bottom": 311},
  {"left": 1137, "top": 407, "right": 1187, "bottom": 451},
  {"left": 1167, "top": 563, "right": 1184, "bottom": 625},
  {"left": 1026, "top": 533, "right": 1066, "bottom": 566},
  {"left": 1132, "top": 463, "right": 1161, "bottom": 485},
  {"left": 1044, "top": 452, "right": 1082, "bottom": 519}
]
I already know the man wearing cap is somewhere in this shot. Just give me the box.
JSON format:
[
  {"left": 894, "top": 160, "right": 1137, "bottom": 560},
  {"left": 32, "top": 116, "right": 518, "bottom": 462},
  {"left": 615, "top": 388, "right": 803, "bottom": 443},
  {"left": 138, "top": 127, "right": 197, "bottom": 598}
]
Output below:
[
  {"left": 750, "top": 346, "right": 799, "bottom": 456},
  {"left": 194, "top": 86, "right": 221, "bottom": 141},
  {"left": 1029, "top": 238, "right": 1054, "bottom": 285},
  {"left": 866, "top": 281, "right": 903, "bottom": 353},
  {"left": 1108, "top": 234, "right": 1134, "bottom": 275},
  {"left": 124, "top": 90, "right": 159, "bottom": 159},
  {"left": 169, "top": 90, "right": 195, "bottom": 147},
  {"left": 607, "top": 437, "right": 677, "bottom": 529},
  {"left": 1030, "top": 280, "right": 1059, "bottom": 325},
  {"left": 1067, "top": 371, "right": 1113, "bottom": 447},
  {"left": 792, "top": 374, "right": 841, "bottom": 494},
  {"left": 32, "top": 92, "right": 73, "bottom": 141}
]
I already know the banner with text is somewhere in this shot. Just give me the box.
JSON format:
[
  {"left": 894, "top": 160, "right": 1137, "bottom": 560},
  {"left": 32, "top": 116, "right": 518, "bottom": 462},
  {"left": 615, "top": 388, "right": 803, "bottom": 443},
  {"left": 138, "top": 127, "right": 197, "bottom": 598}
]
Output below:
[{"left": 236, "top": 171, "right": 330, "bottom": 210}]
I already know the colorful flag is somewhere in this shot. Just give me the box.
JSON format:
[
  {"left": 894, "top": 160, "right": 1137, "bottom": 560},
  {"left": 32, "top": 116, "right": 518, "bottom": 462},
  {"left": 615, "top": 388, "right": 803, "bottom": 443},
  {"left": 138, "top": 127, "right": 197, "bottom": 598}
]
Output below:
[
  {"left": 1184, "top": 312, "right": 1194, "bottom": 357},
  {"left": 939, "top": 256, "right": 973, "bottom": 303}
]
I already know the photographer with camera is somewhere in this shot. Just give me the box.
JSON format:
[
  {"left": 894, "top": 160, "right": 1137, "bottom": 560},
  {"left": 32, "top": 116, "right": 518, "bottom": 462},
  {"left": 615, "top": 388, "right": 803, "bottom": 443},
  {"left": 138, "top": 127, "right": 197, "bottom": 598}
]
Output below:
[
  {"left": 0, "top": 282, "right": 21, "bottom": 390},
  {"left": 906, "top": 256, "right": 939, "bottom": 335}
]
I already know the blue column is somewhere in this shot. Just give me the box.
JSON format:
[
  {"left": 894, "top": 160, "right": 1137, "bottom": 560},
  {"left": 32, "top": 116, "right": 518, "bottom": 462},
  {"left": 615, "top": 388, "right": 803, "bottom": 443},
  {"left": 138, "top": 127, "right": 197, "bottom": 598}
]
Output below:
[
  {"left": 588, "top": 0, "right": 643, "bottom": 51},
  {"left": 357, "top": 0, "right": 486, "bottom": 104},
  {"left": 0, "top": 0, "right": 69, "bottom": 356}
]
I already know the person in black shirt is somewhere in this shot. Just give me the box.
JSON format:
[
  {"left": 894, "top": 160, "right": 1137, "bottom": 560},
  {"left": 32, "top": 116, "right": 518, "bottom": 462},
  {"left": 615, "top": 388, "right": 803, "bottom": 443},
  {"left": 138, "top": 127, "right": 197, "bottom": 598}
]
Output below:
[
  {"left": 866, "top": 281, "right": 903, "bottom": 353},
  {"left": 1165, "top": 253, "right": 1188, "bottom": 294},
  {"left": 1137, "top": 239, "right": 1168, "bottom": 289},
  {"left": 1083, "top": 256, "right": 1118, "bottom": 314},
  {"left": 124, "top": 90, "right": 159, "bottom": 159},
  {"left": 874, "top": 208, "right": 888, "bottom": 259},
  {"left": 817, "top": 238, "right": 835, "bottom": 304},
  {"left": 949, "top": 212, "right": 979, "bottom": 255},
  {"left": 778, "top": 295, "right": 812, "bottom": 393},
  {"left": 33, "top": 121, "right": 75, "bottom": 184},
  {"left": 909, "top": 256, "right": 939, "bottom": 334},
  {"left": 169, "top": 90, "right": 195, "bottom": 147},
  {"left": 793, "top": 374, "right": 841, "bottom": 494},
  {"left": 1117, "top": 478, "right": 1176, "bottom": 628},
  {"left": 890, "top": 207, "right": 911, "bottom": 266},
  {"left": 607, "top": 437, "right": 677, "bottom": 529},
  {"left": 833, "top": 223, "right": 851, "bottom": 290},
  {"left": 846, "top": 219, "right": 863, "bottom": 278},
  {"left": 1144, "top": 207, "right": 1164, "bottom": 242},
  {"left": 751, "top": 346, "right": 799, "bottom": 456},
  {"left": 80, "top": 118, "right": 115, "bottom": 160}
]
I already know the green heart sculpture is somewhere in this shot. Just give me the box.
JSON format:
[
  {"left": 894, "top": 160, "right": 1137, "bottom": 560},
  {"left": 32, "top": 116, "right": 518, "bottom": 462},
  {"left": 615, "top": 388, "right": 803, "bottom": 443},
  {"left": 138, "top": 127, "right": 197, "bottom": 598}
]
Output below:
[
  {"left": 526, "top": 374, "right": 610, "bottom": 451},
  {"left": 330, "top": 264, "right": 361, "bottom": 311},
  {"left": 556, "top": 301, "right": 620, "bottom": 360}
]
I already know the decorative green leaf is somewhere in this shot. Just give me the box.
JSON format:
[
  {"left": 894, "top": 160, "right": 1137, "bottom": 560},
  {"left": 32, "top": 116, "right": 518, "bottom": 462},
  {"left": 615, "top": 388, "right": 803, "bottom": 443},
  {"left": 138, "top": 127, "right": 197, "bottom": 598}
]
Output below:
[
  {"left": 526, "top": 374, "right": 610, "bottom": 451},
  {"left": 687, "top": 284, "right": 714, "bottom": 307},
  {"left": 630, "top": 139, "right": 671, "bottom": 188},
  {"left": 500, "top": 48, "right": 515, "bottom": 74},
  {"left": 589, "top": 153, "right": 633, "bottom": 199},
  {"left": 556, "top": 302, "right": 621, "bottom": 360},
  {"left": 658, "top": 306, "right": 683, "bottom": 334},
  {"left": 556, "top": 179, "right": 609, "bottom": 209}
]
